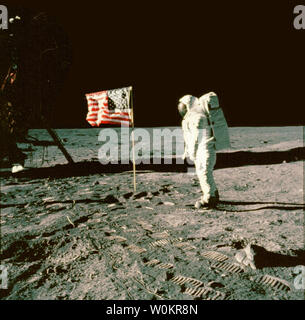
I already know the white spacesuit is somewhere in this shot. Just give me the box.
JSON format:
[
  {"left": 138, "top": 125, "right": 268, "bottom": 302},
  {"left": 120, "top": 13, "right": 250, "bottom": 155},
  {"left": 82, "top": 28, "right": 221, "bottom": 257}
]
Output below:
[{"left": 179, "top": 92, "right": 230, "bottom": 208}]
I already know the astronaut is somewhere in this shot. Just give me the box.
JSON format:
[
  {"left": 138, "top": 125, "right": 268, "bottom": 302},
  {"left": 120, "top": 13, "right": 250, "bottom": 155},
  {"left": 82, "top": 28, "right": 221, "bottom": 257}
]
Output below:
[{"left": 178, "top": 92, "right": 230, "bottom": 209}]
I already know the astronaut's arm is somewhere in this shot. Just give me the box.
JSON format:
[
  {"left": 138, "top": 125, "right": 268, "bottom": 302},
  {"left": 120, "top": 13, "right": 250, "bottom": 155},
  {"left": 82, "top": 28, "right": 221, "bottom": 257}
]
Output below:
[
  {"left": 183, "top": 129, "right": 198, "bottom": 162},
  {"left": 181, "top": 120, "right": 189, "bottom": 159},
  {"left": 188, "top": 125, "right": 199, "bottom": 161}
]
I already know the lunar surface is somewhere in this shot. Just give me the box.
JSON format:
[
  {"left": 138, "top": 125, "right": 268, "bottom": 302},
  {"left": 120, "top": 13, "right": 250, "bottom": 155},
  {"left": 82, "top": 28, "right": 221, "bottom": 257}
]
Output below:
[{"left": 0, "top": 126, "right": 304, "bottom": 300}]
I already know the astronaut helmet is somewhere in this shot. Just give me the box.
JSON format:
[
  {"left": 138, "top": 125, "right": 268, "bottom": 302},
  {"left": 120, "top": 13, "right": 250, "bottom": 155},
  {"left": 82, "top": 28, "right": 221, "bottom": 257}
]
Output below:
[{"left": 178, "top": 95, "right": 199, "bottom": 117}]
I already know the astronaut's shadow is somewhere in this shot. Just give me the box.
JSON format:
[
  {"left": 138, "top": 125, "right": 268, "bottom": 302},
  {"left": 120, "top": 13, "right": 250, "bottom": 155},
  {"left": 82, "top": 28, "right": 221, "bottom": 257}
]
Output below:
[
  {"left": 217, "top": 200, "right": 305, "bottom": 212},
  {"left": 243, "top": 245, "right": 305, "bottom": 268},
  {"left": 214, "top": 147, "right": 305, "bottom": 169}
]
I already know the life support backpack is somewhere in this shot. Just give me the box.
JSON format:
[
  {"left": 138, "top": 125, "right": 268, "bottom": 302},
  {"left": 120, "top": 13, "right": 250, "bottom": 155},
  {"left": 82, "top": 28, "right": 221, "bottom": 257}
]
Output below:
[{"left": 199, "top": 92, "right": 231, "bottom": 151}]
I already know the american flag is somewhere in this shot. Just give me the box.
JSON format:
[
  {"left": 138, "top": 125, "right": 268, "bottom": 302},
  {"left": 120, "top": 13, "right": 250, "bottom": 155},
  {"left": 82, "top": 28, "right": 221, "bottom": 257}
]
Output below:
[{"left": 86, "top": 86, "right": 132, "bottom": 127}]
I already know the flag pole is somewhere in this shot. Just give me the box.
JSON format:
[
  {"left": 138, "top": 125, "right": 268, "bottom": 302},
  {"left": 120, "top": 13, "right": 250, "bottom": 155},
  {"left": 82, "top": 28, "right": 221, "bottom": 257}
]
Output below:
[{"left": 130, "top": 87, "right": 137, "bottom": 193}]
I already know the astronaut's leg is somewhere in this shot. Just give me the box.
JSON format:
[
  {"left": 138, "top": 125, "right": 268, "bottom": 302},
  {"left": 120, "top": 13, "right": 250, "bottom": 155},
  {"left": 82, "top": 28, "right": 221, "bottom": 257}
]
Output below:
[{"left": 194, "top": 142, "right": 218, "bottom": 207}]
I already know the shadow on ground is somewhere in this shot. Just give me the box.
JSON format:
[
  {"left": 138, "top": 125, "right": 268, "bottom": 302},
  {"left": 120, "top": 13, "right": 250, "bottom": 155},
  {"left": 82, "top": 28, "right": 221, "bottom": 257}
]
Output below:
[
  {"left": 216, "top": 200, "right": 305, "bottom": 212},
  {"left": 250, "top": 245, "right": 305, "bottom": 268},
  {"left": 0, "top": 147, "right": 304, "bottom": 180}
]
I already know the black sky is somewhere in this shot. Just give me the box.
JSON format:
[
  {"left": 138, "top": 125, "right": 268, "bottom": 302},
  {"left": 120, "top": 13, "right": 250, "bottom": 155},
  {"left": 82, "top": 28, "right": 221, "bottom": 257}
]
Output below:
[{"left": 3, "top": 0, "right": 305, "bottom": 127}]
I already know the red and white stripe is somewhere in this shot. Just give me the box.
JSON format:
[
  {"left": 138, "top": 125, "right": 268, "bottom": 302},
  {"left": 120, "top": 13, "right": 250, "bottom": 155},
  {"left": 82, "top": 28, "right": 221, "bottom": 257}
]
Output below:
[{"left": 85, "top": 90, "right": 132, "bottom": 127}]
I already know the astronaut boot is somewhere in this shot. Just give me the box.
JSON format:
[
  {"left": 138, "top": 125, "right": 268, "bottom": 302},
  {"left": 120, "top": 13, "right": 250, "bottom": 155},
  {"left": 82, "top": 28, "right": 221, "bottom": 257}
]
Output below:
[
  {"left": 194, "top": 199, "right": 204, "bottom": 209},
  {"left": 194, "top": 192, "right": 205, "bottom": 209},
  {"left": 195, "top": 190, "right": 219, "bottom": 209}
]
